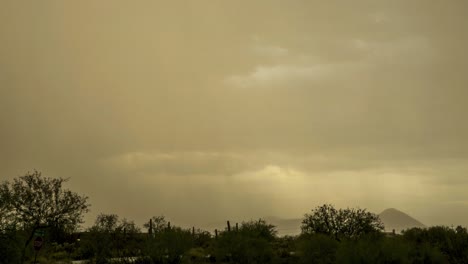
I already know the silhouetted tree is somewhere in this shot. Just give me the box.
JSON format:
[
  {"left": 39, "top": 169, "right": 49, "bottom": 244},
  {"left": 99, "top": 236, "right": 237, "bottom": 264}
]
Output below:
[
  {"left": 301, "top": 204, "right": 384, "bottom": 240},
  {"left": 0, "top": 183, "right": 16, "bottom": 233},
  {"left": 0, "top": 170, "right": 89, "bottom": 263},
  {"left": 0, "top": 193, "right": 21, "bottom": 264},
  {"left": 82, "top": 213, "right": 142, "bottom": 263}
]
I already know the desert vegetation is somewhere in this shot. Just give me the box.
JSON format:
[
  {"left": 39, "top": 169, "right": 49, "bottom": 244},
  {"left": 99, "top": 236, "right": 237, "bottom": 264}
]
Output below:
[{"left": 2, "top": 172, "right": 468, "bottom": 263}]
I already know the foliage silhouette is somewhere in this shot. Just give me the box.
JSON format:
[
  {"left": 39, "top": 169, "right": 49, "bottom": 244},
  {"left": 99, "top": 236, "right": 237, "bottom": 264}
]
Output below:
[
  {"left": 301, "top": 204, "right": 384, "bottom": 240},
  {"left": 0, "top": 170, "right": 89, "bottom": 263},
  {"left": 4, "top": 173, "right": 468, "bottom": 263},
  {"left": 214, "top": 219, "right": 277, "bottom": 264}
]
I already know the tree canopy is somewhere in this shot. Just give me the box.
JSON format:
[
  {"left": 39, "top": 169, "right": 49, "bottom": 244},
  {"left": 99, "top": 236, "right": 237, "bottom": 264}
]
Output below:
[
  {"left": 0, "top": 183, "right": 16, "bottom": 234},
  {"left": 0, "top": 171, "right": 89, "bottom": 232},
  {"left": 0, "top": 171, "right": 90, "bottom": 263},
  {"left": 301, "top": 204, "right": 384, "bottom": 240}
]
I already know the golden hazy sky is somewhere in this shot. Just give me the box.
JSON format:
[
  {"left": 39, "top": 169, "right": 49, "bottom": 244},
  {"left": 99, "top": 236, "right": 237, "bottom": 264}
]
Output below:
[{"left": 1, "top": 1, "right": 468, "bottom": 228}]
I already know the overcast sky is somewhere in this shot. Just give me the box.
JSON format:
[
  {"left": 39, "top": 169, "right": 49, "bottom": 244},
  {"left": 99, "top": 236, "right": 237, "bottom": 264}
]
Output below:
[{"left": 1, "top": 0, "right": 468, "bottom": 229}]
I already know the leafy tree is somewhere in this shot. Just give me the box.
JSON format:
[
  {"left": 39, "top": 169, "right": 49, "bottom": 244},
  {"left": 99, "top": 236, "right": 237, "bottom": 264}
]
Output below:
[
  {"left": 0, "top": 183, "right": 16, "bottom": 233},
  {"left": 92, "top": 214, "right": 120, "bottom": 233},
  {"left": 0, "top": 170, "right": 89, "bottom": 263},
  {"left": 0, "top": 190, "right": 22, "bottom": 264},
  {"left": 85, "top": 214, "right": 119, "bottom": 263},
  {"left": 239, "top": 219, "right": 277, "bottom": 241},
  {"left": 83, "top": 213, "right": 142, "bottom": 263},
  {"left": 114, "top": 218, "right": 142, "bottom": 260},
  {"left": 0, "top": 194, "right": 21, "bottom": 264},
  {"left": 301, "top": 204, "right": 384, "bottom": 240}
]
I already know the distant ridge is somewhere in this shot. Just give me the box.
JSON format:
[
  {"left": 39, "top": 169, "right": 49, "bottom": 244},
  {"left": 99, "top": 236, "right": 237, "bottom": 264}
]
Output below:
[{"left": 379, "top": 208, "right": 425, "bottom": 233}]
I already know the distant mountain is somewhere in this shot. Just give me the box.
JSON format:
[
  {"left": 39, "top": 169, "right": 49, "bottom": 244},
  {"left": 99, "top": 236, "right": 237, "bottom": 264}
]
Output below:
[{"left": 379, "top": 208, "right": 425, "bottom": 233}]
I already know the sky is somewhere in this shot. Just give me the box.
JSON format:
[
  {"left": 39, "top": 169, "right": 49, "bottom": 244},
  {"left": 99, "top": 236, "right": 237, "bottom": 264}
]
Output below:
[{"left": 1, "top": 0, "right": 468, "bottom": 230}]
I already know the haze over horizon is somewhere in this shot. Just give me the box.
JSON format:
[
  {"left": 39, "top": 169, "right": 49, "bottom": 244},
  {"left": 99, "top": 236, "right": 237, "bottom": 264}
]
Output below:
[{"left": 1, "top": 1, "right": 468, "bottom": 229}]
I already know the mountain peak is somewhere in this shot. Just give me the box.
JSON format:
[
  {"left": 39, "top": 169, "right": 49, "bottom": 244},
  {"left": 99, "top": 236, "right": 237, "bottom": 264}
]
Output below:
[
  {"left": 380, "top": 208, "right": 404, "bottom": 214},
  {"left": 379, "top": 208, "right": 425, "bottom": 233}
]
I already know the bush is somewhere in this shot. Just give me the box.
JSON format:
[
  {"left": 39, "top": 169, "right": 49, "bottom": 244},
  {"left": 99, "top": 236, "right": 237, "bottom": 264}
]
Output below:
[
  {"left": 145, "top": 227, "right": 194, "bottom": 264},
  {"left": 297, "top": 234, "right": 338, "bottom": 264},
  {"left": 336, "top": 234, "right": 410, "bottom": 264},
  {"left": 214, "top": 219, "right": 277, "bottom": 264},
  {"left": 0, "top": 231, "right": 22, "bottom": 264}
]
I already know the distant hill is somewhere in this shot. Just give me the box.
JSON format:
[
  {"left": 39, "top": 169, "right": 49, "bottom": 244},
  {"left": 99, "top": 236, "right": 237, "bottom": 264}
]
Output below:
[{"left": 379, "top": 208, "right": 425, "bottom": 233}]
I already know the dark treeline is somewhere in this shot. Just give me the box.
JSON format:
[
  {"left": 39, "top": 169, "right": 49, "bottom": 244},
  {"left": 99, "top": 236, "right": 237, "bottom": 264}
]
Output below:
[{"left": 2, "top": 172, "right": 468, "bottom": 263}]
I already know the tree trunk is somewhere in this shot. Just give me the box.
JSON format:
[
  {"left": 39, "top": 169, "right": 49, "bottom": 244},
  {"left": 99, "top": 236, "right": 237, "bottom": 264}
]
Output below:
[{"left": 20, "top": 225, "right": 38, "bottom": 264}]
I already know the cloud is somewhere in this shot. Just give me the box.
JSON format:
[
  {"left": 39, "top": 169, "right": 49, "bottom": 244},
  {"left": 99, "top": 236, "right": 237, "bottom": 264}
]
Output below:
[
  {"left": 225, "top": 62, "right": 364, "bottom": 88},
  {"left": 227, "top": 33, "right": 436, "bottom": 89},
  {"left": 100, "top": 150, "right": 366, "bottom": 179},
  {"left": 225, "top": 36, "right": 437, "bottom": 88},
  {"left": 98, "top": 158, "right": 443, "bottom": 220},
  {"left": 102, "top": 151, "right": 259, "bottom": 177},
  {"left": 102, "top": 149, "right": 468, "bottom": 179},
  {"left": 351, "top": 36, "right": 436, "bottom": 65}
]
